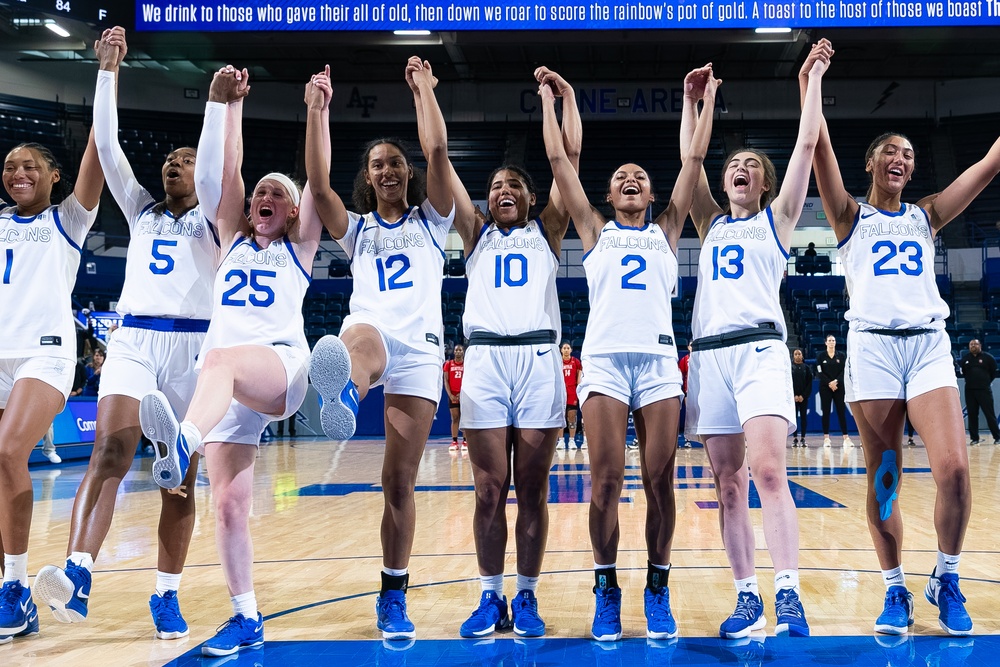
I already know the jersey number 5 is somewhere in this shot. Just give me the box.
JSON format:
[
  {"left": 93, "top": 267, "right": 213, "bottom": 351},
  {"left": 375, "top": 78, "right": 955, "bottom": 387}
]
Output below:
[{"left": 150, "top": 239, "right": 177, "bottom": 275}]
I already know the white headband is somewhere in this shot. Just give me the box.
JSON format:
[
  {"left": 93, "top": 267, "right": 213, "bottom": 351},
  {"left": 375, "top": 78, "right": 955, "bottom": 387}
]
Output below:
[{"left": 255, "top": 172, "right": 300, "bottom": 207}]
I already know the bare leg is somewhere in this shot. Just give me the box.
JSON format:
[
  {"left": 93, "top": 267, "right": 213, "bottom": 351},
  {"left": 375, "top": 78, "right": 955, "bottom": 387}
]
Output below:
[
  {"left": 511, "top": 427, "right": 560, "bottom": 577},
  {"left": 583, "top": 395, "right": 629, "bottom": 564},
  {"left": 634, "top": 397, "right": 681, "bottom": 564},
  {"left": 704, "top": 434, "right": 755, "bottom": 579},
  {"left": 744, "top": 415, "right": 799, "bottom": 572},
  {"left": 466, "top": 426, "right": 512, "bottom": 575},
  {"left": 204, "top": 442, "right": 258, "bottom": 596}
]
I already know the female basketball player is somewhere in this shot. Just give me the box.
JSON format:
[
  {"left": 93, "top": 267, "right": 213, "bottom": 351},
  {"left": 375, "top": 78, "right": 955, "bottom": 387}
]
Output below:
[
  {"left": 541, "top": 65, "right": 716, "bottom": 641},
  {"left": 305, "top": 58, "right": 454, "bottom": 640},
  {"left": 803, "top": 42, "right": 1000, "bottom": 637},
  {"left": 35, "top": 28, "right": 222, "bottom": 640},
  {"left": 681, "top": 39, "right": 831, "bottom": 639},
  {"left": 137, "top": 66, "right": 320, "bottom": 657},
  {"left": 0, "top": 46, "right": 104, "bottom": 645},
  {"left": 452, "top": 66, "right": 580, "bottom": 639}
]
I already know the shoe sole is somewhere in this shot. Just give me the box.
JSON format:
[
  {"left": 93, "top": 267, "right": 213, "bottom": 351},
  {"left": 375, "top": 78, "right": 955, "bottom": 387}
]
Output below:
[
  {"left": 309, "top": 336, "right": 356, "bottom": 441},
  {"left": 155, "top": 628, "right": 190, "bottom": 640},
  {"left": 874, "top": 622, "right": 910, "bottom": 635},
  {"left": 201, "top": 639, "right": 264, "bottom": 656},
  {"left": 459, "top": 616, "right": 510, "bottom": 639},
  {"left": 139, "top": 391, "right": 185, "bottom": 490},
  {"left": 591, "top": 630, "right": 622, "bottom": 641},
  {"left": 924, "top": 584, "right": 975, "bottom": 636},
  {"left": 775, "top": 622, "right": 810, "bottom": 637},
  {"left": 647, "top": 627, "right": 679, "bottom": 639},
  {"left": 34, "top": 566, "right": 87, "bottom": 624},
  {"left": 381, "top": 629, "right": 416, "bottom": 640},
  {"left": 721, "top": 615, "right": 766, "bottom": 639},
  {"left": 514, "top": 626, "right": 545, "bottom": 637}
]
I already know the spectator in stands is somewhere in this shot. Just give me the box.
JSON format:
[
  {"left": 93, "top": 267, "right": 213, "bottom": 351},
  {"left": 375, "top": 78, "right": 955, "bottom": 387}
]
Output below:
[
  {"left": 443, "top": 343, "right": 465, "bottom": 452},
  {"left": 543, "top": 64, "right": 715, "bottom": 642},
  {"left": 136, "top": 64, "right": 319, "bottom": 657},
  {"left": 449, "top": 65, "right": 580, "bottom": 641},
  {"left": 69, "top": 360, "right": 88, "bottom": 398},
  {"left": 684, "top": 41, "right": 831, "bottom": 640},
  {"left": 305, "top": 59, "right": 454, "bottom": 641},
  {"left": 0, "top": 48, "right": 104, "bottom": 645},
  {"left": 804, "top": 39, "right": 1000, "bottom": 637},
  {"left": 36, "top": 27, "right": 224, "bottom": 644},
  {"left": 803, "top": 242, "right": 817, "bottom": 257},
  {"left": 561, "top": 342, "right": 584, "bottom": 449},
  {"left": 81, "top": 348, "right": 105, "bottom": 397},
  {"left": 959, "top": 338, "right": 1000, "bottom": 445},
  {"left": 790, "top": 348, "right": 814, "bottom": 447},
  {"left": 817, "top": 334, "right": 852, "bottom": 448}
]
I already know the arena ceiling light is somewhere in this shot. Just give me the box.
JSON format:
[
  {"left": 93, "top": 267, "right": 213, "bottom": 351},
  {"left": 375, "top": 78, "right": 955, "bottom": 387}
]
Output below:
[
  {"left": 44, "top": 20, "right": 70, "bottom": 37},
  {"left": 755, "top": 27, "right": 792, "bottom": 33},
  {"left": 394, "top": 30, "right": 432, "bottom": 35}
]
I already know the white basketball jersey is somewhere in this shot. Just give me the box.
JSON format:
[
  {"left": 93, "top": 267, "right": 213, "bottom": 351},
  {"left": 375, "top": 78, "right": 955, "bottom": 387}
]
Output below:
[
  {"left": 692, "top": 207, "right": 788, "bottom": 340},
  {"left": 839, "top": 202, "right": 948, "bottom": 330},
  {"left": 582, "top": 221, "right": 678, "bottom": 357},
  {"left": 117, "top": 200, "right": 220, "bottom": 319},
  {"left": 200, "top": 234, "right": 309, "bottom": 356},
  {"left": 339, "top": 201, "right": 453, "bottom": 355},
  {"left": 0, "top": 196, "right": 96, "bottom": 360},
  {"left": 463, "top": 218, "right": 560, "bottom": 338}
]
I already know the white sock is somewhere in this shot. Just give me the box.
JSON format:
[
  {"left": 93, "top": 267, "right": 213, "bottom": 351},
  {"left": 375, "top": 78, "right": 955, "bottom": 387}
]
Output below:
[
  {"left": 231, "top": 591, "right": 258, "bottom": 619},
  {"left": 179, "top": 420, "right": 203, "bottom": 452},
  {"left": 882, "top": 566, "right": 905, "bottom": 589},
  {"left": 936, "top": 551, "right": 960, "bottom": 576},
  {"left": 155, "top": 571, "right": 183, "bottom": 596},
  {"left": 67, "top": 551, "right": 94, "bottom": 571},
  {"left": 516, "top": 573, "right": 539, "bottom": 594},
  {"left": 3, "top": 553, "right": 27, "bottom": 586},
  {"left": 480, "top": 574, "right": 504, "bottom": 594},
  {"left": 774, "top": 569, "right": 800, "bottom": 594},
  {"left": 382, "top": 566, "right": 407, "bottom": 577},
  {"left": 735, "top": 575, "right": 759, "bottom": 597}
]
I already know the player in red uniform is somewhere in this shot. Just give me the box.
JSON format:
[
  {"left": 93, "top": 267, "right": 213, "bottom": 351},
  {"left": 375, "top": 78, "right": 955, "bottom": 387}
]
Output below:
[
  {"left": 561, "top": 342, "right": 584, "bottom": 449},
  {"left": 443, "top": 344, "right": 466, "bottom": 451}
]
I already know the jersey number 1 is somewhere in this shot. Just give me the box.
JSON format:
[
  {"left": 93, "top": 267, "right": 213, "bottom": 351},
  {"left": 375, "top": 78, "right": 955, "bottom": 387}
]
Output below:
[{"left": 2, "top": 249, "right": 11, "bottom": 284}]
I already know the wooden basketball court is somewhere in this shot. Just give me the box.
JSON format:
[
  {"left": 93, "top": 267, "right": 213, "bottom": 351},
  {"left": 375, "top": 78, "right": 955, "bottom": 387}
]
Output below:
[{"left": 6, "top": 435, "right": 999, "bottom": 666}]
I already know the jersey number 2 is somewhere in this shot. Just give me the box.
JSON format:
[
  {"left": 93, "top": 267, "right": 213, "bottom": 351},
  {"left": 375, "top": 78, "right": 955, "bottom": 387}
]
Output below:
[{"left": 621, "top": 254, "right": 647, "bottom": 290}]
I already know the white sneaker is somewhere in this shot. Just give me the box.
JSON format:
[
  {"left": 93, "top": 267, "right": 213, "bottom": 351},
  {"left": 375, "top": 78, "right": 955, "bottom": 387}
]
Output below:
[
  {"left": 843, "top": 437, "right": 854, "bottom": 448},
  {"left": 43, "top": 449, "right": 62, "bottom": 464},
  {"left": 580, "top": 437, "right": 588, "bottom": 450},
  {"left": 823, "top": 436, "right": 832, "bottom": 448}
]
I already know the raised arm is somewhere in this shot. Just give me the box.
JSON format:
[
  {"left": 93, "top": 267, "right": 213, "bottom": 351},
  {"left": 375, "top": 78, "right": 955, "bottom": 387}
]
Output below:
[
  {"left": 405, "top": 57, "right": 477, "bottom": 249},
  {"left": 534, "top": 67, "right": 581, "bottom": 248},
  {"left": 771, "top": 39, "right": 832, "bottom": 248},
  {"left": 93, "top": 27, "right": 147, "bottom": 221},
  {"left": 538, "top": 73, "right": 602, "bottom": 253},
  {"left": 656, "top": 65, "right": 719, "bottom": 248},
  {"left": 204, "top": 67, "right": 251, "bottom": 247},
  {"left": 292, "top": 69, "right": 331, "bottom": 254},
  {"left": 408, "top": 58, "right": 454, "bottom": 220},
  {"left": 303, "top": 67, "right": 351, "bottom": 241},
  {"left": 920, "top": 135, "right": 1000, "bottom": 231},
  {"left": 679, "top": 64, "right": 722, "bottom": 240},
  {"left": 798, "top": 39, "right": 856, "bottom": 239}
]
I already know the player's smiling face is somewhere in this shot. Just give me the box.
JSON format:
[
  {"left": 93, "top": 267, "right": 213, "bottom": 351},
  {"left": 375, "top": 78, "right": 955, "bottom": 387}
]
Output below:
[
  {"left": 3, "top": 145, "right": 58, "bottom": 213},
  {"left": 488, "top": 169, "right": 534, "bottom": 226},
  {"left": 867, "top": 136, "right": 914, "bottom": 195},
  {"left": 250, "top": 179, "right": 298, "bottom": 238},
  {"left": 365, "top": 143, "right": 412, "bottom": 207},
  {"left": 162, "top": 147, "right": 196, "bottom": 199},
  {"left": 607, "top": 163, "right": 652, "bottom": 215},
  {"left": 724, "top": 152, "right": 767, "bottom": 210}
]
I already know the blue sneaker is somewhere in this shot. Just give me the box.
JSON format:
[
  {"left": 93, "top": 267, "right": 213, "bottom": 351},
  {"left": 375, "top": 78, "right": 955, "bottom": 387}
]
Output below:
[
  {"left": 376, "top": 589, "right": 415, "bottom": 640},
  {"left": 925, "top": 570, "right": 974, "bottom": 636},
  {"left": 34, "top": 562, "right": 91, "bottom": 623},
  {"left": 511, "top": 590, "right": 545, "bottom": 637},
  {"left": 644, "top": 586, "right": 678, "bottom": 639},
  {"left": 774, "top": 588, "right": 809, "bottom": 637},
  {"left": 719, "top": 591, "right": 766, "bottom": 639},
  {"left": 875, "top": 586, "right": 914, "bottom": 635},
  {"left": 310, "top": 335, "right": 359, "bottom": 441},
  {"left": 201, "top": 612, "right": 264, "bottom": 656},
  {"left": 591, "top": 586, "right": 622, "bottom": 642},
  {"left": 140, "top": 390, "right": 192, "bottom": 490},
  {"left": 460, "top": 591, "right": 510, "bottom": 638},
  {"left": 150, "top": 590, "right": 189, "bottom": 639},
  {"left": 0, "top": 582, "right": 38, "bottom": 637}
]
